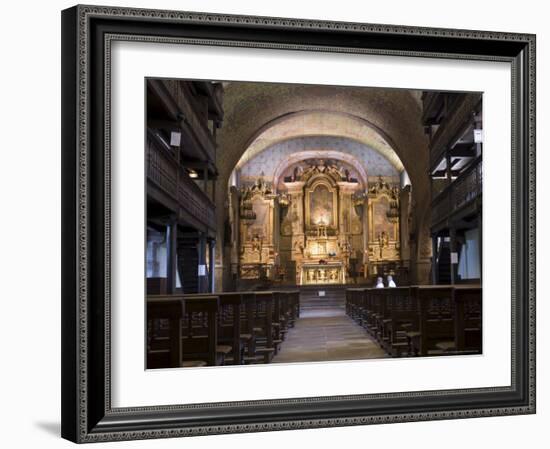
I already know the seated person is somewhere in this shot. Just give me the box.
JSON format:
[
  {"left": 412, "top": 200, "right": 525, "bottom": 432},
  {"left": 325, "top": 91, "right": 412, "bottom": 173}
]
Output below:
[
  {"left": 375, "top": 277, "right": 384, "bottom": 288},
  {"left": 387, "top": 275, "right": 396, "bottom": 288}
]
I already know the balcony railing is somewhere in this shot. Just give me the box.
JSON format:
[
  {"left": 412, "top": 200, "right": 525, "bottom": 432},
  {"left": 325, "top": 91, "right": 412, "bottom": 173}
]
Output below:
[
  {"left": 431, "top": 156, "right": 482, "bottom": 227},
  {"left": 163, "top": 80, "right": 216, "bottom": 163},
  {"left": 147, "top": 136, "right": 216, "bottom": 231},
  {"left": 429, "top": 93, "right": 482, "bottom": 169}
]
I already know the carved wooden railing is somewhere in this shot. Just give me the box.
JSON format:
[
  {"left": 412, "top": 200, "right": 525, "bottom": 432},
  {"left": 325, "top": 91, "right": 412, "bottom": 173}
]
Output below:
[
  {"left": 429, "top": 93, "right": 482, "bottom": 169},
  {"left": 147, "top": 136, "right": 216, "bottom": 231},
  {"left": 163, "top": 80, "right": 216, "bottom": 163},
  {"left": 147, "top": 137, "right": 178, "bottom": 198},
  {"left": 431, "top": 156, "right": 482, "bottom": 227}
]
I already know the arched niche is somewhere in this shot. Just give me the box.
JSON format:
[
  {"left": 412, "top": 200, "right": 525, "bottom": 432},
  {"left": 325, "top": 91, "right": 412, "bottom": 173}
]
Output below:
[{"left": 304, "top": 176, "right": 339, "bottom": 230}]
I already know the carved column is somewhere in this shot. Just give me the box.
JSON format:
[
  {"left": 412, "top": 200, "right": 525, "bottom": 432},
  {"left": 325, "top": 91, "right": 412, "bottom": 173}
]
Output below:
[
  {"left": 477, "top": 213, "right": 482, "bottom": 283},
  {"left": 362, "top": 195, "right": 369, "bottom": 274},
  {"left": 228, "top": 186, "right": 240, "bottom": 272},
  {"left": 208, "top": 239, "right": 215, "bottom": 292},
  {"left": 272, "top": 196, "right": 281, "bottom": 274},
  {"left": 337, "top": 182, "right": 358, "bottom": 276},
  {"left": 166, "top": 216, "right": 178, "bottom": 294},
  {"left": 198, "top": 232, "right": 207, "bottom": 292},
  {"left": 449, "top": 227, "right": 457, "bottom": 285},
  {"left": 432, "top": 235, "right": 438, "bottom": 284},
  {"left": 337, "top": 182, "right": 356, "bottom": 237},
  {"left": 284, "top": 181, "right": 305, "bottom": 284},
  {"left": 399, "top": 185, "right": 411, "bottom": 263}
]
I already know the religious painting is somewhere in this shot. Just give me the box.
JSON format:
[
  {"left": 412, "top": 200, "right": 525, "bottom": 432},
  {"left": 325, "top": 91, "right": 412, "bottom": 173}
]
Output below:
[
  {"left": 372, "top": 197, "right": 396, "bottom": 241},
  {"left": 309, "top": 183, "right": 334, "bottom": 227}
]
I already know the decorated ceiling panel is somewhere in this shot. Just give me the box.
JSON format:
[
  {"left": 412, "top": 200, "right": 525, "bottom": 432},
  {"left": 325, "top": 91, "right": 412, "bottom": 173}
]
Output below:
[{"left": 238, "top": 136, "right": 400, "bottom": 187}]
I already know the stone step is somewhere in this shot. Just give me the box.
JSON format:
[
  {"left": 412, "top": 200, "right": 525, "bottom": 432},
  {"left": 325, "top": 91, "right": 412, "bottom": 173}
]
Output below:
[{"left": 299, "top": 286, "right": 346, "bottom": 310}]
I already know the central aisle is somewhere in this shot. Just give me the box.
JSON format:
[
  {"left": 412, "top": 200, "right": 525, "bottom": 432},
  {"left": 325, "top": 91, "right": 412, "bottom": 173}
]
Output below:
[{"left": 272, "top": 308, "right": 388, "bottom": 364}]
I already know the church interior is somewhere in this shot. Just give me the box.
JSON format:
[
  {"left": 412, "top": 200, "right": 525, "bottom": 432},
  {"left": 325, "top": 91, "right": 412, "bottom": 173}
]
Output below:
[{"left": 146, "top": 79, "right": 482, "bottom": 368}]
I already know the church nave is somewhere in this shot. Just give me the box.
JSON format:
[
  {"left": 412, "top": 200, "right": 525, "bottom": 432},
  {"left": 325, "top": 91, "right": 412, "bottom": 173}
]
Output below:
[
  {"left": 272, "top": 306, "right": 387, "bottom": 364},
  {"left": 145, "top": 79, "right": 483, "bottom": 369}
]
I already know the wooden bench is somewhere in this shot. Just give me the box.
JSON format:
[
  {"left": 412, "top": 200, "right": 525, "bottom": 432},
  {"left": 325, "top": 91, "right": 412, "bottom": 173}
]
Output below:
[
  {"left": 364, "top": 288, "right": 385, "bottom": 338},
  {"left": 216, "top": 292, "right": 247, "bottom": 365},
  {"left": 386, "top": 287, "right": 418, "bottom": 357},
  {"left": 345, "top": 288, "right": 364, "bottom": 322},
  {"left": 147, "top": 296, "right": 186, "bottom": 368},
  {"left": 408, "top": 286, "right": 455, "bottom": 356},
  {"left": 287, "top": 290, "right": 300, "bottom": 323},
  {"left": 359, "top": 288, "right": 373, "bottom": 331},
  {"left": 279, "top": 290, "right": 299, "bottom": 330},
  {"left": 373, "top": 289, "right": 392, "bottom": 346},
  {"left": 181, "top": 295, "right": 223, "bottom": 366},
  {"left": 435, "top": 285, "right": 482, "bottom": 355},
  {"left": 147, "top": 295, "right": 221, "bottom": 368},
  {"left": 173, "top": 291, "right": 260, "bottom": 365},
  {"left": 251, "top": 291, "right": 276, "bottom": 363},
  {"left": 349, "top": 284, "right": 482, "bottom": 359},
  {"left": 272, "top": 291, "right": 286, "bottom": 351}
]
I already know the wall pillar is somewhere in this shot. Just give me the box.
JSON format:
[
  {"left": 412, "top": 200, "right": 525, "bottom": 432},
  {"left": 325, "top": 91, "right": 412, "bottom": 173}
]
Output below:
[
  {"left": 399, "top": 186, "right": 411, "bottom": 263},
  {"left": 362, "top": 195, "right": 369, "bottom": 276},
  {"left": 208, "top": 239, "right": 215, "bottom": 292},
  {"left": 198, "top": 231, "right": 207, "bottom": 293},
  {"left": 166, "top": 217, "right": 178, "bottom": 294},
  {"left": 449, "top": 227, "right": 457, "bottom": 285},
  {"left": 477, "top": 213, "right": 483, "bottom": 282},
  {"left": 432, "top": 235, "right": 438, "bottom": 284}
]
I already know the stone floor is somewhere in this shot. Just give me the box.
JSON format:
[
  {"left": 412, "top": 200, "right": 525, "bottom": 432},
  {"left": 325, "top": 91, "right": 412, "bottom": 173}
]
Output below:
[{"left": 272, "top": 308, "right": 388, "bottom": 364}]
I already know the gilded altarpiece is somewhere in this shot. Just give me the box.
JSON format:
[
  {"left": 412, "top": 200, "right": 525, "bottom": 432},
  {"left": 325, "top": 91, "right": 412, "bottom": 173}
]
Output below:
[
  {"left": 235, "top": 161, "right": 403, "bottom": 285},
  {"left": 276, "top": 159, "right": 367, "bottom": 285},
  {"left": 238, "top": 180, "right": 278, "bottom": 280},
  {"left": 366, "top": 179, "right": 401, "bottom": 276}
]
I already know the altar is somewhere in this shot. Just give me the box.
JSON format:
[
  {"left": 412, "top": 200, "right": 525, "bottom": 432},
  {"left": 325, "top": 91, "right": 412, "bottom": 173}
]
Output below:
[
  {"left": 235, "top": 159, "right": 403, "bottom": 288},
  {"left": 300, "top": 262, "right": 345, "bottom": 285}
]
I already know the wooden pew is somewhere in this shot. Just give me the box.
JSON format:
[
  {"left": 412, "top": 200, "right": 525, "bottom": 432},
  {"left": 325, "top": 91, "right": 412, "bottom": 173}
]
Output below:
[
  {"left": 386, "top": 287, "right": 418, "bottom": 357},
  {"left": 197, "top": 291, "right": 260, "bottom": 365},
  {"left": 216, "top": 292, "right": 246, "bottom": 365},
  {"left": 347, "top": 284, "right": 481, "bottom": 359},
  {"left": 287, "top": 290, "right": 300, "bottom": 324},
  {"left": 357, "top": 288, "right": 369, "bottom": 328},
  {"left": 436, "top": 286, "right": 482, "bottom": 354},
  {"left": 408, "top": 286, "right": 455, "bottom": 356},
  {"left": 360, "top": 288, "right": 374, "bottom": 332},
  {"left": 271, "top": 289, "right": 300, "bottom": 328},
  {"left": 252, "top": 291, "right": 276, "bottom": 362},
  {"left": 147, "top": 295, "right": 221, "bottom": 368},
  {"left": 147, "top": 296, "right": 186, "bottom": 368},
  {"left": 346, "top": 288, "right": 365, "bottom": 325},
  {"left": 272, "top": 291, "right": 286, "bottom": 352},
  {"left": 280, "top": 290, "right": 299, "bottom": 336},
  {"left": 365, "top": 288, "right": 385, "bottom": 338},
  {"left": 240, "top": 292, "right": 259, "bottom": 363},
  {"left": 454, "top": 286, "right": 482, "bottom": 354},
  {"left": 345, "top": 288, "right": 357, "bottom": 320},
  {"left": 175, "top": 292, "right": 259, "bottom": 365},
  {"left": 181, "top": 295, "right": 222, "bottom": 366},
  {"left": 374, "top": 289, "right": 392, "bottom": 346}
]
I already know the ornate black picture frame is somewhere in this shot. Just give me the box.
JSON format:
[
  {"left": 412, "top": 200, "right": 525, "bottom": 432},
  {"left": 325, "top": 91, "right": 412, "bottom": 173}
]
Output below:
[{"left": 61, "top": 4, "right": 536, "bottom": 443}]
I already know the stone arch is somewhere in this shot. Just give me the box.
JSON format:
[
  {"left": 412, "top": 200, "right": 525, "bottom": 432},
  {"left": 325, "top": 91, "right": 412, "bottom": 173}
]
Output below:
[
  {"left": 235, "top": 110, "right": 404, "bottom": 173},
  {"left": 216, "top": 82, "right": 431, "bottom": 287}
]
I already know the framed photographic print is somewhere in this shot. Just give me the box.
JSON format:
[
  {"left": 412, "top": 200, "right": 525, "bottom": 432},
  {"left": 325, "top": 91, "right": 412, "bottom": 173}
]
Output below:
[{"left": 61, "top": 4, "right": 536, "bottom": 443}]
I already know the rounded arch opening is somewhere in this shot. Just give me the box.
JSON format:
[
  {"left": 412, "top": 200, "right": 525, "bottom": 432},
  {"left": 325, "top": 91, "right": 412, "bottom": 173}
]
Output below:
[{"left": 216, "top": 83, "right": 431, "bottom": 290}]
